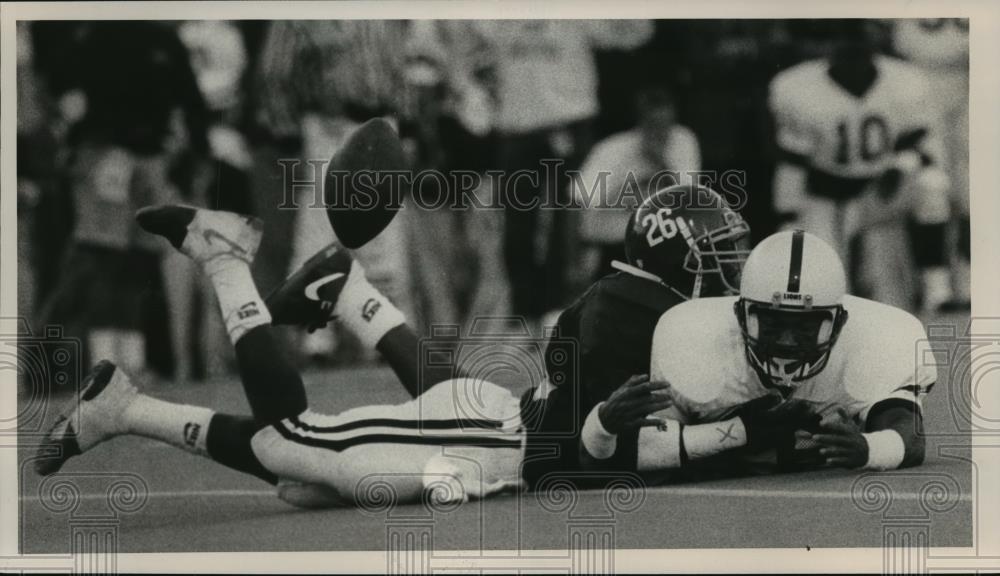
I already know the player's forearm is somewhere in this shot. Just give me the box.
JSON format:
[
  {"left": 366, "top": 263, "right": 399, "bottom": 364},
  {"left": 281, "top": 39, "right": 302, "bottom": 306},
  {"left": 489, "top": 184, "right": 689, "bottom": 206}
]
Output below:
[
  {"left": 635, "top": 417, "right": 749, "bottom": 471},
  {"left": 580, "top": 404, "right": 748, "bottom": 471}
]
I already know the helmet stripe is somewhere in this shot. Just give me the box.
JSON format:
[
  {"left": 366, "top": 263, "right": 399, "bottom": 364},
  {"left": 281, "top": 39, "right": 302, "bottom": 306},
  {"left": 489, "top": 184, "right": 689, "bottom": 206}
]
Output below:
[{"left": 787, "top": 229, "right": 804, "bottom": 292}]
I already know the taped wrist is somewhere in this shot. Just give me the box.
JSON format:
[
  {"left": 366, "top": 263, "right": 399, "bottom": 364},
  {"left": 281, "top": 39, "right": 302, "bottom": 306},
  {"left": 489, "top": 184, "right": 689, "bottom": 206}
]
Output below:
[{"left": 685, "top": 417, "right": 747, "bottom": 459}]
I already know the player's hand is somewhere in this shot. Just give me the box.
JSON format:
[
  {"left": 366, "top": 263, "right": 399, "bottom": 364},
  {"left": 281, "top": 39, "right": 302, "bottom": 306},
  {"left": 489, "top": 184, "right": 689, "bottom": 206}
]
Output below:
[
  {"left": 597, "top": 374, "right": 673, "bottom": 435},
  {"left": 811, "top": 415, "right": 868, "bottom": 469},
  {"left": 778, "top": 406, "right": 845, "bottom": 471},
  {"left": 731, "top": 395, "right": 820, "bottom": 451},
  {"left": 875, "top": 167, "right": 904, "bottom": 201},
  {"left": 768, "top": 399, "right": 823, "bottom": 432}
]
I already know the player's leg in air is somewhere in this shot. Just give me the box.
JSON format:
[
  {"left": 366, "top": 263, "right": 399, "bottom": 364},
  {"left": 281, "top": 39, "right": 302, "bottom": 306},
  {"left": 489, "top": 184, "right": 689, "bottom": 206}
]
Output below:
[
  {"left": 33, "top": 207, "right": 277, "bottom": 477},
  {"left": 36, "top": 205, "right": 522, "bottom": 507},
  {"left": 261, "top": 239, "right": 525, "bottom": 502},
  {"left": 264, "top": 244, "right": 459, "bottom": 398},
  {"left": 35, "top": 118, "right": 524, "bottom": 507},
  {"left": 33, "top": 206, "right": 351, "bottom": 503}
]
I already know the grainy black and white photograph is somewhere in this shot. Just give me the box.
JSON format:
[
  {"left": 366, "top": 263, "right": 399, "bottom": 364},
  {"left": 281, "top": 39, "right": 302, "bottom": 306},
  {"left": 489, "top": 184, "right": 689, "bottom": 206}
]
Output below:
[{"left": 3, "top": 1, "right": 999, "bottom": 573}]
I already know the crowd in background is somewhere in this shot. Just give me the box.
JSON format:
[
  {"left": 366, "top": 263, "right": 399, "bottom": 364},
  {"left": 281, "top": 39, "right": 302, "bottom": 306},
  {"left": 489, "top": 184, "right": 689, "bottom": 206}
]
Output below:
[{"left": 15, "top": 19, "right": 969, "bottom": 385}]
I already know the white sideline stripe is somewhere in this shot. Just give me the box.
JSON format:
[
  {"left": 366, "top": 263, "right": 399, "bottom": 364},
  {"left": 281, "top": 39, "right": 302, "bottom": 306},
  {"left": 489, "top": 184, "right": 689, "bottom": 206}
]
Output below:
[
  {"left": 20, "top": 489, "right": 272, "bottom": 503},
  {"left": 20, "top": 486, "right": 973, "bottom": 504}
]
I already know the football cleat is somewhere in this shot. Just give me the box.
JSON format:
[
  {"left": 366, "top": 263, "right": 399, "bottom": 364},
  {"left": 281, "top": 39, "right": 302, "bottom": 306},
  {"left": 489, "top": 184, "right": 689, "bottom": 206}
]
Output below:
[
  {"left": 34, "top": 360, "right": 137, "bottom": 476},
  {"left": 136, "top": 205, "right": 263, "bottom": 266},
  {"left": 265, "top": 243, "right": 358, "bottom": 332}
]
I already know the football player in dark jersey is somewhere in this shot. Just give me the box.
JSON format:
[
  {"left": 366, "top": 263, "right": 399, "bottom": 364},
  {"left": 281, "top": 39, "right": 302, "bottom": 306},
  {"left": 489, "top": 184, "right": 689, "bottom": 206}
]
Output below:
[
  {"left": 258, "top": 181, "right": 752, "bottom": 490},
  {"left": 519, "top": 184, "right": 751, "bottom": 487}
]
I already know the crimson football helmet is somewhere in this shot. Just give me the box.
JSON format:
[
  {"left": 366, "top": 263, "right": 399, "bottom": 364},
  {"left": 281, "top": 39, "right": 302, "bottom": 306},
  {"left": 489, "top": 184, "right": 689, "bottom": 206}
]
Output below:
[
  {"left": 622, "top": 184, "right": 751, "bottom": 299},
  {"left": 735, "top": 230, "right": 850, "bottom": 389}
]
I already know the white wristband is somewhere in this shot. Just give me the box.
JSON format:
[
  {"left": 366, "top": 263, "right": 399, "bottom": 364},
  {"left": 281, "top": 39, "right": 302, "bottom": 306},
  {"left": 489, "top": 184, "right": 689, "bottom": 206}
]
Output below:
[
  {"left": 638, "top": 419, "right": 683, "bottom": 471},
  {"left": 581, "top": 402, "right": 617, "bottom": 460},
  {"left": 863, "top": 430, "right": 906, "bottom": 471}
]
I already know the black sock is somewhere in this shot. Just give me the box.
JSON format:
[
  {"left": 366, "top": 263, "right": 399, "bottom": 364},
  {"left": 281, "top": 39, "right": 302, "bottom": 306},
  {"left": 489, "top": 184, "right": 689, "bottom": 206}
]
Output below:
[
  {"left": 234, "top": 325, "right": 308, "bottom": 424},
  {"left": 205, "top": 413, "right": 277, "bottom": 485}
]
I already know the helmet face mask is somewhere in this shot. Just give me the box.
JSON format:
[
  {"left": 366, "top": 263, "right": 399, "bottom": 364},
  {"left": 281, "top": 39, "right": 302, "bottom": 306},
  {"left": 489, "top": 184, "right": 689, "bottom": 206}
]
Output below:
[
  {"left": 682, "top": 212, "right": 751, "bottom": 297},
  {"left": 737, "top": 301, "right": 847, "bottom": 389},
  {"left": 734, "top": 230, "right": 850, "bottom": 390}
]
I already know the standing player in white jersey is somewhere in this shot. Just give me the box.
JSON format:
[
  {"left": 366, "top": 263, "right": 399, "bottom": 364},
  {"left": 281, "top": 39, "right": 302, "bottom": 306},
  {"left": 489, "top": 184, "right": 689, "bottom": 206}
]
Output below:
[
  {"left": 579, "top": 230, "right": 934, "bottom": 478},
  {"left": 893, "top": 18, "right": 970, "bottom": 309},
  {"left": 769, "top": 21, "right": 952, "bottom": 312}
]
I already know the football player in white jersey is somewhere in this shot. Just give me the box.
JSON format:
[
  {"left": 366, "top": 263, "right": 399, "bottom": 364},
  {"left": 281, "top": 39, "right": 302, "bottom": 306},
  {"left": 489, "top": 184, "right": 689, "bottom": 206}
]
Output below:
[
  {"left": 770, "top": 21, "right": 952, "bottom": 312},
  {"left": 34, "top": 121, "right": 529, "bottom": 508},
  {"left": 35, "top": 205, "right": 528, "bottom": 508},
  {"left": 580, "top": 230, "right": 933, "bottom": 477}
]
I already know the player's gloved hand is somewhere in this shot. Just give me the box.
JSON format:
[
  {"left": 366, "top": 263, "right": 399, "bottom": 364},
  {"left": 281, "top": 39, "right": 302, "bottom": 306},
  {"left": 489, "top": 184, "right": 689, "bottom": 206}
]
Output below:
[
  {"left": 778, "top": 405, "right": 845, "bottom": 471},
  {"left": 768, "top": 398, "right": 823, "bottom": 432},
  {"left": 811, "top": 413, "right": 868, "bottom": 468},
  {"left": 597, "top": 374, "right": 673, "bottom": 435},
  {"left": 729, "top": 395, "right": 820, "bottom": 451}
]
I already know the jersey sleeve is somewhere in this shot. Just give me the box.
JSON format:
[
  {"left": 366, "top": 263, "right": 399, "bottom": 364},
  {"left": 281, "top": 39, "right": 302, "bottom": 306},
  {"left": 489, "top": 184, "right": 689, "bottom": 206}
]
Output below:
[{"left": 854, "top": 312, "right": 938, "bottom": 424}]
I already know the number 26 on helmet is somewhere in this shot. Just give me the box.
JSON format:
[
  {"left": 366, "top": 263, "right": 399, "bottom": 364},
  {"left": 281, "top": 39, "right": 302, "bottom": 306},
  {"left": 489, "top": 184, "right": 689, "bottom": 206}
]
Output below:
[{"left": 623, "top": 184, "right": 751, "bottom": 300}]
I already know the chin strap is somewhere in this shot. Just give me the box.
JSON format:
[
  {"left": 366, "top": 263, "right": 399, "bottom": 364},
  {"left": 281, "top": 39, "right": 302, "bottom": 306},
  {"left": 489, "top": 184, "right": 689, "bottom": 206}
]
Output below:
[{"left": 610, "top": 260, "right": 691, "bottom": 301}]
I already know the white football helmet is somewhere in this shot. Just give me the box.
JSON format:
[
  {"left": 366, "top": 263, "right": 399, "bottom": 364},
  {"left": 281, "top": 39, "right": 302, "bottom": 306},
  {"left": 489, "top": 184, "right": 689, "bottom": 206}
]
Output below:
[{"left": 734, "top": 230, "right": 850, "bottom": 389}]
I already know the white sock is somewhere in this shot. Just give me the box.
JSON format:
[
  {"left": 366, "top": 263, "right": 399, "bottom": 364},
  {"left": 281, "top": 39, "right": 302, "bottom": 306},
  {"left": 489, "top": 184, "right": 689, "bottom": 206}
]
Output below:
[
  {"left": 122, "top": 395, "right": 215, "bottom": 456},
  {"left": 334, "top": 261, "right": 405, "bottom": 349},
  {"left": 204, "top": 257, "right": 271, "bottom": 345}
]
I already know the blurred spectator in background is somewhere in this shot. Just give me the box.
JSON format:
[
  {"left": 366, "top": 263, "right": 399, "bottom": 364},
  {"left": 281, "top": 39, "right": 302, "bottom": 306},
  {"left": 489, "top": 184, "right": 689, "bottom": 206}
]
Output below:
[
  {"left": 36, "top": 21, "right": 209, "bottom": 381},
  {"left": 769, "top": 20, "right": 951, "bottom": 312},
  {"left": 574, "top": 84, "right": 700, "bottom": 280},
  {"left": 404, "top": 21, "right": 511, "bottom": 331},
  {"left": 476, "top": 20, "right": 653, "bottom": 324},
  {"left": 892, "top": 18, "right": 970, "bottom": 309},
  {"left": 256, "top": 20, "right": 414, "bottom": 363},
  {"left": 20, "top": 18, "right": 971, "bottom": 388},
  {"left": 665, "top": 20, "right": 787, "bottom": 244},
  {"left": 177, "top": 19, "right": 252, "bottom": 377}
]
